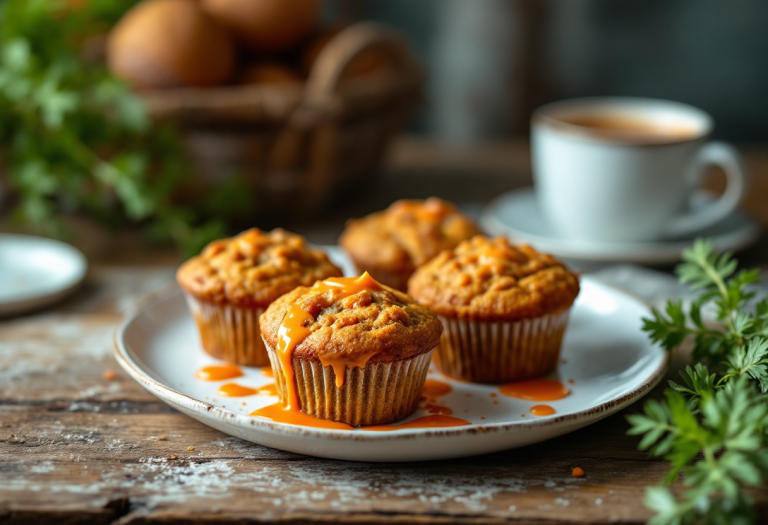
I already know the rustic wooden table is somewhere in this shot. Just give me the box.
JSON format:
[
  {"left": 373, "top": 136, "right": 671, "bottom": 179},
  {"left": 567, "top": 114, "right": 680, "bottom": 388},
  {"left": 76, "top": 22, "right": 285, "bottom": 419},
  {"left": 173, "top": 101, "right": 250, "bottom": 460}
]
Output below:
[{"left": 1, "top": 139, "right": 767, "bottom": 524}]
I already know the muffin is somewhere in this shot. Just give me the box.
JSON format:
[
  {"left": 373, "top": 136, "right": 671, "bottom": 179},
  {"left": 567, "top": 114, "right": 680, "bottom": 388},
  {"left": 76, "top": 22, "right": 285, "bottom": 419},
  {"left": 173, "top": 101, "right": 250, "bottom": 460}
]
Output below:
[
  {"left": 259, "top": 272, "right": 442, "bottom": 426},
  {"left": 177, "top": 228, "right": 343, "bottom": 366},
  {"left": 339, "top": 198, "right": 481, "bottom": 291},
  {"left": 408, "top": 236, "right": 580, "bottom": 384}
]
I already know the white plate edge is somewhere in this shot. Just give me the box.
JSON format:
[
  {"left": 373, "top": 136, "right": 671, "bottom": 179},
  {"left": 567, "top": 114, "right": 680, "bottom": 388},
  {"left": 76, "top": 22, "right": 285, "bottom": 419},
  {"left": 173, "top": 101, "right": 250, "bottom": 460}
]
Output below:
[
  {"left": 114, "top": 276, "right": 670, "bottom": 442},
  {"left": 0, "top": 233, "right": 88, "bottom": 313}
]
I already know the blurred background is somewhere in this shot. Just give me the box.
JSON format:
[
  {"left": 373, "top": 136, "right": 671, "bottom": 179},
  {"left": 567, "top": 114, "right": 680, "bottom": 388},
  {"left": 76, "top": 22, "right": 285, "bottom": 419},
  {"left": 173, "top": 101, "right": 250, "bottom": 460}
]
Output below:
[
  {"left": 349, "top": 0, "right": 768, "bottom": 143},
  {"left": 0, "top": 0, "right": 766, "bottom": 266}
]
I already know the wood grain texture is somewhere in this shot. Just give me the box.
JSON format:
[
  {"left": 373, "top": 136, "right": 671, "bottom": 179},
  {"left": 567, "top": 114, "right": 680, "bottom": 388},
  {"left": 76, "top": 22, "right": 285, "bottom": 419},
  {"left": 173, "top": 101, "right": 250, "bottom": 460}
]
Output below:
[{"left": 3, "top": 268, "right": 766, "bottom": 524}]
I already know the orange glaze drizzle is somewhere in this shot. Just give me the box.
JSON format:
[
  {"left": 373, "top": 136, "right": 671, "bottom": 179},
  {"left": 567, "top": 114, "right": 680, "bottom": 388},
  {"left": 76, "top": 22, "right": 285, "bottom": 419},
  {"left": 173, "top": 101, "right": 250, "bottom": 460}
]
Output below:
[
  {"left": 500, "top": 378, "right": 570, "bottom": 401},
  {"left": 257, "top": 383, "right": 279, "bottom": 396},
  {"left": 422, "top": 379, "right": 452, "bottom": 398},
  {"left": 260, "top": 367, "right": 274, "bottom": 378},
  {"left": 476, "top": 244, "right": 515, "bottom": 267},
  {"left": 362, "top": 415, "right": 471, "bottom": 431},
  {"left": 319, "top": 353, "right": 374, "bottom": 388},
  {"left": 423, "top": 403, "right": 453, "bottom": 416},
  {"left": 195, "top": 364, "right": 243, "bottom": 381},
  {"left": 274, "top": 272, "right": 382, "bottom": 412},
  {"left": 530, "top": 405, "right": 556, "bottom": 416},
  {"left": 251, "top": 403, "right": 353, "bottom": 430},
  {"left": 217, "top": 383, "right": 258, "bottom": 397}
]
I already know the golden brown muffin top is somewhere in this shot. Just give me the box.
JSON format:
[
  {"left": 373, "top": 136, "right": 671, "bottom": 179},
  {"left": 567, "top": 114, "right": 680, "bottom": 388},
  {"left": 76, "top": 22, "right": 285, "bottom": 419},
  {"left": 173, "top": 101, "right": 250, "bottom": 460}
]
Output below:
[
  {"left": 408, "top": 236, "right": 580, "bottom": 321},
  {"left": 176, "top": 228, "right": 343, "bottom": 308},
  {"left": 339, "top": 198, "right": 482, "bottom": 274},
  {"left": 260, "top": 273, "right": 442, "bottom": 365}
]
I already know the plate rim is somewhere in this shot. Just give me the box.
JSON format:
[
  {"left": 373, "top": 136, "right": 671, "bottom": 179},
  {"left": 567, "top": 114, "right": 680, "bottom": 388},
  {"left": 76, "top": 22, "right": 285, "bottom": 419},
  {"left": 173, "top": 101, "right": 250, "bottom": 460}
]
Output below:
[
  {"left": 114, "top": 276, "right": 669, "bottom": 442},
  {"left": 0, "top": 233, "right": 88, "bottom": 312},
  {"left": 481, "top": 188, "right": 760, "bottom": 263}
]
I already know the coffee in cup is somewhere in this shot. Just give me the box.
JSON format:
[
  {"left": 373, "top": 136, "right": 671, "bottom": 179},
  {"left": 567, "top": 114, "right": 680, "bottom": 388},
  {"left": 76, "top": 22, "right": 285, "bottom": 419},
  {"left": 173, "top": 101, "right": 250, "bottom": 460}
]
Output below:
[{"left": 531, "top": 97, "right": 747, "bottom": 243}]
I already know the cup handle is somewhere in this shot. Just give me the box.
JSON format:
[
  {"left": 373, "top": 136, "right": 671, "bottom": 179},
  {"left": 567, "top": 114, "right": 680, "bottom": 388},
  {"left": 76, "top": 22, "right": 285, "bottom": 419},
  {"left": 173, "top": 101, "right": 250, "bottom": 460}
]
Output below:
[{"left": 662, "top": 141, "right": 748, "bottom": 238}]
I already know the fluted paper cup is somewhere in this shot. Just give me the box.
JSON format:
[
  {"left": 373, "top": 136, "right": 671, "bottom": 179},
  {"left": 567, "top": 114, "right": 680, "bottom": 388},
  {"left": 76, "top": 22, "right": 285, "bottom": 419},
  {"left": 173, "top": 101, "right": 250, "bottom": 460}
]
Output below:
[
  {"left": 433, "top": 310, "right": 571, "bottom": 384},
  {"left": 184, "top": 293, "right": 269, "bottom": 366},
  {"left": 265, "top": 342, "right": 434, "bottom": 427}
]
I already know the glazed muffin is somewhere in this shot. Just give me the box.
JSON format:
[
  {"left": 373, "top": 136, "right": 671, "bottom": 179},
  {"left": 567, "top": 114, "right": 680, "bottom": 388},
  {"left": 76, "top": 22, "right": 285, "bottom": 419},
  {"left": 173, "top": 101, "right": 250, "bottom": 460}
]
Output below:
[
  {"left": 408, "top": 236, "right": 580, "bottom": 384},
  {"left": 259, "top": 272, "right": 442, "bottom": 426},
  {"left": 339, "top": 198, "right": 481, "bottom": 291},
  {"left": 177, "top": 228, "right": 343, "bottom": 366}
]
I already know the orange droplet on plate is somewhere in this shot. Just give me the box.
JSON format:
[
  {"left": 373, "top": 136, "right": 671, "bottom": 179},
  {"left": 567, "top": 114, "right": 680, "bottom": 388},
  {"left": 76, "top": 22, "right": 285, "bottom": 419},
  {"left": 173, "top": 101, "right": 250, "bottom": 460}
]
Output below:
[
  {"left": 217, "top": 383, "right": 258, "bottom": 397},
  {"left": 530, "top": 404, "right": 556, "bottom": 416},
  {"left": 195, "top": 364, "right": 243, "bottom": 381},
  {"left": 422, "top": 379, "right": 452, "bottom": 398},
  {"left": 500, "top": 378, "right": 570, "bottom": 401}
]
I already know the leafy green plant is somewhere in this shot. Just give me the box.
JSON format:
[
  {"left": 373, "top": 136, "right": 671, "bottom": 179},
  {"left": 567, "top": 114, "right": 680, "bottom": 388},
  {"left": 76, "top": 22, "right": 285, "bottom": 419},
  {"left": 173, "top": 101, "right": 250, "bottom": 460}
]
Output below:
[
  {"left": 628, "top": 239, "right": 768, "bottom": 524},
  {"left": 0, "top": 0, "right": 245, "bottom": 256}
]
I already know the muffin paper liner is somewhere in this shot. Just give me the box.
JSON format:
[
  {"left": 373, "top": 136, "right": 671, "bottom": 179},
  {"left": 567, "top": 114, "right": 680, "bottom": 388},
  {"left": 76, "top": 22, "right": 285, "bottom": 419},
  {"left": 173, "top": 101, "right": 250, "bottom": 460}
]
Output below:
[
  {"left": 184, "top": 294, "right": 269, "bottom": 367},
  {"left": 266, "top": 342, "right": 434, "bottom": 427},
  {"left": 433, "top": 310, "right": 571, "bottom": 384}
]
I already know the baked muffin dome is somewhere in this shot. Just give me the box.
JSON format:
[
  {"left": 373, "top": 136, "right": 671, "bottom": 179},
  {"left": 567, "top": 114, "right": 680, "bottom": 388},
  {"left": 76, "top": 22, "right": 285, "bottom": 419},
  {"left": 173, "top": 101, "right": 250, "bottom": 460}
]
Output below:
[
  {"left": 177, "top": 228, "right": 342, "bottom": 366},
  {"left": 408, "top": 236, "right": 580, "bottom": 321},
  {"left": 260, "top": 273, "right": 442, "bottom": 366},
  {"left": 338, "top": 198, "right": 481, "bottom": 291},
  {"left": 259, "top": 272, "right": 442, "bottom": 426},
  {"left": 408, "top": 236, "right": 580, "bottom": 383},
  {"left": 177, "top": 228, "right": 343, "bottom": 308}
]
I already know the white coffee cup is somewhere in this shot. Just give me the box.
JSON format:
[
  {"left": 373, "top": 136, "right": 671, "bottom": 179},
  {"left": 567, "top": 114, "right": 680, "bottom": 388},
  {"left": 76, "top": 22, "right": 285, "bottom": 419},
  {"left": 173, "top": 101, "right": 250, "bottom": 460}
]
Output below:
[{"left": 531, "top": 97, "right": 747, "bottom": 243}]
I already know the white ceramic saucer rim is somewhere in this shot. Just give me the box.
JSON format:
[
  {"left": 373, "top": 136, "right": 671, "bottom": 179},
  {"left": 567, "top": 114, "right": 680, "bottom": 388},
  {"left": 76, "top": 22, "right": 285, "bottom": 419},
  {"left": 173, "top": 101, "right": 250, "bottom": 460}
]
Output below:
[
  {"left": 114, "top": 277, "right": 669, "bottom": 442},
  {"left": 0, "top": 233, "right": 88, "bottom": 314},
  {"left": 481, "top": 188, "right": 760, "bottom": 263}
]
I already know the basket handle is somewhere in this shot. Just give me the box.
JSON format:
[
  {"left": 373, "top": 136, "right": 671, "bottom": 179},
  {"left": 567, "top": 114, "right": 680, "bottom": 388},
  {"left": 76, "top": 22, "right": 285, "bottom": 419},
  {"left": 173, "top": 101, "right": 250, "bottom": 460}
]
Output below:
[{"left": 304, "top": 22, "right": 415, "bottom": 103}]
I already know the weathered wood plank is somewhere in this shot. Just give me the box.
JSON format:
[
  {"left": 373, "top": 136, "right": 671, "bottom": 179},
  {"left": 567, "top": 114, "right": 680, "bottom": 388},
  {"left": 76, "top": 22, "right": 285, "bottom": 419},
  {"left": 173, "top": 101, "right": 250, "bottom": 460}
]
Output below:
[
  {"left": 2, "top": 267, "right": 767, "bottom": 524},
  {"left": 2, "top": 406, "right": 666, "bottom": 523}
]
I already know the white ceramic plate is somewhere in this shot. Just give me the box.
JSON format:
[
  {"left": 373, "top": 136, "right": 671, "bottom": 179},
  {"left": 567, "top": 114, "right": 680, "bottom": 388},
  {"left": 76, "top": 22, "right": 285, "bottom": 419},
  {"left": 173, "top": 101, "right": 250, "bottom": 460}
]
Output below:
[
  {"left": 0, "top": 233, "right": 88, "bottom": 316},
  {"left": 115, "top": 257, "right": 667, "bottom": 462},
  {"left": 481, "top": 187, "right": 759, "bottom": 264}
]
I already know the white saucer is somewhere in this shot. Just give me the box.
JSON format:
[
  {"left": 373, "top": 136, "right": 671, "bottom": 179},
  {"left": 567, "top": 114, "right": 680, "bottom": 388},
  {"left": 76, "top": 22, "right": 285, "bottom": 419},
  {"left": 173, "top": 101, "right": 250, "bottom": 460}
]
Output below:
[
  {"left": 481, "top": 188, "right": 760, "bottom": 264},
  {"left": 0, "top": 234, "right": 88, "bottom": 316},
  {"left": 115, "top": 260, "right": 667, "bottom": 462}
]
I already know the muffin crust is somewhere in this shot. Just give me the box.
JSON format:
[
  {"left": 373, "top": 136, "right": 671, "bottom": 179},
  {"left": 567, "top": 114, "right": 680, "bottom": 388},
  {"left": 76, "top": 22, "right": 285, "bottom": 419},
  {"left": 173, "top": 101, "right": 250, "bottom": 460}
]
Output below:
[
  {"left": 260, "top": 275, "right": 442, "bottom": 365},
  {"left": 177, "top": 228, "right": 342, "bottom": 308},
  {"left": 408, "top": 236, "right": 580, "bottom": 321},
  {"left": 339, "top": 198, "right": 481, "bottom": 287}
]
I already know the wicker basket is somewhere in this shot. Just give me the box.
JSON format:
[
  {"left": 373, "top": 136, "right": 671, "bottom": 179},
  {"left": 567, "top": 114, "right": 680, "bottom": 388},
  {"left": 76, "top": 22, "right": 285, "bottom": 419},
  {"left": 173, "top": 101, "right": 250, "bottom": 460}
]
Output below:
[{"left": 139, "top": 23, "right": 423, "bottom": 215}]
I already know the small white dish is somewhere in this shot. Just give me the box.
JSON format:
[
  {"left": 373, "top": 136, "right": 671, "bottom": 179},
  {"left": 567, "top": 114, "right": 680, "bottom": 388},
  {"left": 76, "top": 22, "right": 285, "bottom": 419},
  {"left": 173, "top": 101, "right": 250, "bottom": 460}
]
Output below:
[
  {"left": 481, "top": 187, "right": 759, "bottom": 264},
  {"left": 0, "top": 234, "right": 88, "bottom": 316},
  {"left": 115, "top": 268, "right": 667, "bottom": 462}
]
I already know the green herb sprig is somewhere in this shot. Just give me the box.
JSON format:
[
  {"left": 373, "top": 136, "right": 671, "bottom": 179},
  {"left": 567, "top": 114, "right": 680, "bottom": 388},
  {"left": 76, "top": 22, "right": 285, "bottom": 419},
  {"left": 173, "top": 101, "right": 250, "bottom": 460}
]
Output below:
[
  {"left": 628, "top": 239, "right": 768, "bottom": 524},
  {"left": 0, "top": 0, "right": 248, "bottom": 256}
]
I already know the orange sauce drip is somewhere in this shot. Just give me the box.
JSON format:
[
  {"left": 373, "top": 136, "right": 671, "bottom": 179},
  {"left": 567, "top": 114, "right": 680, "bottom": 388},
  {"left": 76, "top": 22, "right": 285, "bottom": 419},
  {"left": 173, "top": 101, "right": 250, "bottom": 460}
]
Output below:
[
  {"left": 257, "top": 384, "right": 279, "bottom": 396},
  {"left": 195, "top": 364, "right": 243, "bottom": 381},
  {"left": 217, "top": 383, "right": 258, "bottom": 397},
  {"left": 530, "top": 405, "right": 556, "bottom": 416},
  {"left": 477, "top": 244, "right": 514, "bottom": 267},
  {"left": 260, "top": 367, "right": 274, "bottom": 378},
  {"left": 424, "top": 403, "right": 453, "bottom": 416},
  {"left": 272, "top": 273, "right": 382, "bottom": 422},
  {"left": 251, "top": 403, "right": 353, "bottom": 430},
  {"left": 363, "top": 415, "right": 471, "bottom": 431},
  {"left": 422, "top": 379, "right": 452, "bottom": 398},
  {"left": 319, "top": 353, "right": 374, "bottom": 388},
  {"left": 500, "top": 378, "right": 570, "bottom": 401}
]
